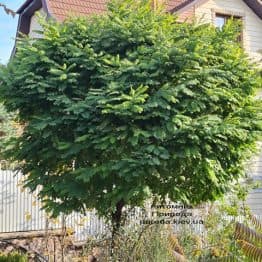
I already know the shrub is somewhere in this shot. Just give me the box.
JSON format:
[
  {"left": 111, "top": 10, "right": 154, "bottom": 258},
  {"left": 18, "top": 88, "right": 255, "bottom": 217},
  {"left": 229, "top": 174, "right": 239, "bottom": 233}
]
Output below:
[{"left": 0, "top": 253, "right": 28, "bottom": 262}]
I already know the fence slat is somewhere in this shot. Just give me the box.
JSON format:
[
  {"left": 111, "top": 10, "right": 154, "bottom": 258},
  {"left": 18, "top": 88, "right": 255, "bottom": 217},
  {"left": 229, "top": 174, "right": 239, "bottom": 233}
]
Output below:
[{"left": 1, "top": 166, "right": 262, "bottom": 242}]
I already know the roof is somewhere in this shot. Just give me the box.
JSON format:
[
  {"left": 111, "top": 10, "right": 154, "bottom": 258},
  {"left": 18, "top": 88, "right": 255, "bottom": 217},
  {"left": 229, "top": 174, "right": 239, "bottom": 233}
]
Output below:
[
  {"left": 243, "top": 0, "right": 262, "bottom": 19},
  {"left": 46, "top": 0, "right": 107, "bottom": 21},
  {"left": 17, "top": 0, "right": 193, "bottom": 21},
  {"left": 167, "top": 0, "right": 194, "bottom": 12},
  {"left": 17, "top": 0, "right": 262, "bottom": 21},
  {"left": 168, "top": 0, "right": 262, "bottom": 18}
]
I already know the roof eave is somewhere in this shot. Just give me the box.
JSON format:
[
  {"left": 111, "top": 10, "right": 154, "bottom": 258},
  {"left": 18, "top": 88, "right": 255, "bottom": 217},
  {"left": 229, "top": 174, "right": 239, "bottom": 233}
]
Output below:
[
  {"left": 169, "top": 0, "right": 195, "bottom": 13},
  {"left": 170, "top": 0, "right": 262, "bottom": 20},
  {"left": 11, "top": 0, "right": 52, "bottom": 60},
  {"left": 17, "top": 0, "right": 33, "bottom": 14},
  {"left": 17, "top": 0, "right": 51, "bottom": 16},
  {"left": 243, "top": 0, "right": 262, "bottom": 19}
]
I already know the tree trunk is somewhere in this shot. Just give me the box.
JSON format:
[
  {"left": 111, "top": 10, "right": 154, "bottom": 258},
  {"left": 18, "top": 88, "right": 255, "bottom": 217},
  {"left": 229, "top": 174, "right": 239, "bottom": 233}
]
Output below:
[{"left": 110, "top": 199, "right": 125, "bottom": 257}]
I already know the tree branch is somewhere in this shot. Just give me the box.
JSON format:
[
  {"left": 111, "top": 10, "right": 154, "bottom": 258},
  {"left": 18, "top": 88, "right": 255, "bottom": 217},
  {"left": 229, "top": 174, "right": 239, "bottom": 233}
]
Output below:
[{"left": 0, "top": 3, "right": 16, "bottom": 17}]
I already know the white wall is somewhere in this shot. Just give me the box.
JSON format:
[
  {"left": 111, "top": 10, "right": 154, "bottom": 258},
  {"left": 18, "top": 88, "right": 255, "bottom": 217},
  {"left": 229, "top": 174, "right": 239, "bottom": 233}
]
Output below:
[
  {"left": 246, "top": 146, "right": 262, "bottom": 215},
  {"left": 29, "top": 8, "right": 44, "bottom": 38},
  {"left": 194, "top": 0, "right": 262, "bottom": 61}
]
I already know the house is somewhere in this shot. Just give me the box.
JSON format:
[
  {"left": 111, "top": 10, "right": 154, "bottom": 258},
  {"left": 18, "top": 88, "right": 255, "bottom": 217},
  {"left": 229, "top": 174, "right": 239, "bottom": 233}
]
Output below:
[{"left": 15, "top": 0, "right": 262, "bottom": 61}]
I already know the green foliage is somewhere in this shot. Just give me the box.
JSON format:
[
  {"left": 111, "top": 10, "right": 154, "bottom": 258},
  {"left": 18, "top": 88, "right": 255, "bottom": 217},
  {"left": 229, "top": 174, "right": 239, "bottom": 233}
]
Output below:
[
  {"left": 0, "top": 253, "right": 27, "bottom": 262},
  {"left": 0, "top": 0, "right": 261, "bottom": 219},
  {"left": 0, "top": 103, "right": 17, "bottom": 162},
  {"left": 175, "top": 182, "right": 255, "bottom": 261}
]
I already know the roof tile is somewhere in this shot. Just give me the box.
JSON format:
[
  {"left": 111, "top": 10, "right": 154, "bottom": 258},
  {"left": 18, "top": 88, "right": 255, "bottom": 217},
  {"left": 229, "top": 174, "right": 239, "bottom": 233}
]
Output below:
[
  {"left": 18, "top": 0, "right": 262, "bottom": 21},
  {"left": 46, "top": 0, "right": 192, "bottom": 21},
  {"left": 166, "top": 0, "right": 191, "bottom": 11},
  {"left": 48, "top": 0, "right": 107, "bottom": 20}
]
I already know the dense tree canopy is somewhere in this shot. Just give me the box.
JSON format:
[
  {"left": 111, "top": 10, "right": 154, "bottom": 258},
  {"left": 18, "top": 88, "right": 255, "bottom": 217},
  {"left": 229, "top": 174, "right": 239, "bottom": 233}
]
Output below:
[
  {"left": 0, "top": 103, "right": 16, "bottom": 161},
  {"left": 0, "top": 0, "right": 261, "bottom": 220}
]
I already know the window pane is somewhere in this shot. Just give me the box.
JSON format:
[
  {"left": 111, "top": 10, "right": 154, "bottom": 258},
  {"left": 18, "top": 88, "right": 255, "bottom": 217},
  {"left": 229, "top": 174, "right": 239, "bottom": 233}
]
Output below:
[{"left": 215, "top": 16, "right": 226, "bottom": 29}]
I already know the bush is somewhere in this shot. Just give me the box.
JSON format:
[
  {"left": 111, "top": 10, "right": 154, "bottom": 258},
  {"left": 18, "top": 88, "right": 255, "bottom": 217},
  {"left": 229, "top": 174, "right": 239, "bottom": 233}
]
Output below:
[{"left": 0, "top": 253, "right": 28, "bottom": 262}]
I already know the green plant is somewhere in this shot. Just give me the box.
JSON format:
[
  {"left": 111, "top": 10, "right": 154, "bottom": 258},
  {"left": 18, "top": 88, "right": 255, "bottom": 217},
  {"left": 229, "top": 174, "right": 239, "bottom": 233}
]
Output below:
[
  {"left": 0, "top": 253, "right": 28, "bottom": 262},
  {"left": 0, "top": 0, "right": 261, "bottom": 251},
  {"left": 0, "top": 103, "right": 17, "bottom": 162},
  {"left": 173, "top": 181, "right": 257, "bottom": 261}
]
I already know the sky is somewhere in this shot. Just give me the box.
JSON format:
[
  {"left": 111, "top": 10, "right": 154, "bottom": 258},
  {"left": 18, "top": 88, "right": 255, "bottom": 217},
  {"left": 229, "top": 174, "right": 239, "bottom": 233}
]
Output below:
[{"left": 0, "top": 0, "right": 24, "bottom": 64}]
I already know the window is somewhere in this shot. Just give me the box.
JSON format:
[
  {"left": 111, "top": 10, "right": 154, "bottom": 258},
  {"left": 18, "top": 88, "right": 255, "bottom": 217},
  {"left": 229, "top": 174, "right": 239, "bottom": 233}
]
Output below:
[
  {"left": 215, "top": 14, "right": 229, "bottom": 29},
  {"left": 214, "top": 13, "right": 243, "bottom": 42},
  {"left": 215, "top": 13, "right": 242, "bottom": 28}
]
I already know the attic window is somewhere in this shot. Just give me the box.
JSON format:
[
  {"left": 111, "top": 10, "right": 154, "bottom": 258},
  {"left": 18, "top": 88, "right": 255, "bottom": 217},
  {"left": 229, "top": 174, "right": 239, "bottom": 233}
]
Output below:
[
  {"left": 215, "top": 13, "right": 242, "bottom": 28},
  {"left": 215, "top": 14, "right": 228, "bottom": 29},
  {"left": 214, "top": 13, "right": 243, "bottom": 42}
]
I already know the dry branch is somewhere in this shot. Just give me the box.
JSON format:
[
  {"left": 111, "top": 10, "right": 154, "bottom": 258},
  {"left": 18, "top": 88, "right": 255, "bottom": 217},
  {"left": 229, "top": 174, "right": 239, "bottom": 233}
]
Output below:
[
  {"left": 0, "top": 229, "right": 74, "bottom": 240},
  {"left": 0, "top": 3, "right": 16, "bottom": 17}
]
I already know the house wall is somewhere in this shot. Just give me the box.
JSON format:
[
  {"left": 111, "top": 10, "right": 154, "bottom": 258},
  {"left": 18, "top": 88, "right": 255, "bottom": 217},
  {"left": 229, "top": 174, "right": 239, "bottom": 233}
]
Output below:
[
  {"left": 193, "top": 0, "right": 262, "bottom": 61},
  {"left": 246, "top": 145, "right": 262, "bottom": 215},
  {"left": 29, "top": 8, "right": 44, "bottom": 38}
]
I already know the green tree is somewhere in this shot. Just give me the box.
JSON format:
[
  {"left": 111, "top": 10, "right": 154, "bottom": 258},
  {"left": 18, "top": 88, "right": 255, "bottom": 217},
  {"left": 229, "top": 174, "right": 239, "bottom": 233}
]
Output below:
[
  {"left": 0, "top": 97, "right": 17, "bottom": 163},
  {"left": 0, "top": 64, "right": 17, "bottom": 163},
  {"left": 0, "top": 0, "right": 261, "bottom": 244},
  {"left": 0, "top": 104, "right": 11, "bottom": 155}
]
